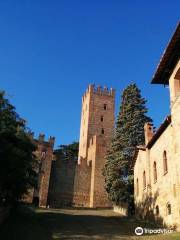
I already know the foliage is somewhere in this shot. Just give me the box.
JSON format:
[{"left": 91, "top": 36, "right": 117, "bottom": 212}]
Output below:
[
  {"left": 0, "top": 91, "right": 38, "bottom": 206},
  {"left": 55, "top": 142, "right": 79, "bottom": 161},
  {"left": 103, "top": 84, "right": 152, "bottom": 213}
]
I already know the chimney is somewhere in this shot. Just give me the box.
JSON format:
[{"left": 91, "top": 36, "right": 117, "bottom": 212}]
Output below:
[{"left": 144, "top": 122, "right": 154, "bottom": 145}]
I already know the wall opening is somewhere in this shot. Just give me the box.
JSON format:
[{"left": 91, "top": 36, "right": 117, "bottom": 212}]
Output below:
[
  {"left": 167, "top": 202, "right": 171, "bottom": 215},
  {"left": 143, "top": 171, "right": 146, "bottom": 190},
  {"left": 155, "top": 205, "right": 159, "bottom": 216},
  {"left": 136, "top": 178, "right": 139, "bottom": 196},
  {"left": 153, "top": 161, "right": 157, "bottom": 183},
  {"left": 163, "top": 151, "right": 168, "bottom": 174}
]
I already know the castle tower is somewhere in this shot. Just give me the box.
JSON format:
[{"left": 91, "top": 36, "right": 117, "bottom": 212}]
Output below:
[
  {"left": 78, "top": 84, "right": 115, "bottom": 162},
  {"left": 77, "top": 84, "right": 115, "bottom": 207},
  {"left": 25, "top": 133, "right": 55, "bottom": 207}
]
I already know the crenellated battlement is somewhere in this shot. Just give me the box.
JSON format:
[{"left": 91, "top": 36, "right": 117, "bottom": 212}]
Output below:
[
  {"left": 38, "top": 133, "right": 55, "bottom": 146},
  {"left": 27, "top": 131, "right": 55, "bottom": 147},
  {"left": 82, "top": 84, "right": 115, "bottom": 101}
]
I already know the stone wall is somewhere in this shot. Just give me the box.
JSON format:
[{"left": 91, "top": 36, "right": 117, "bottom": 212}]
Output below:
[
  {"left": 73, "top": 159, "right": 91, "bottom": 207},
  {"left": 48, "top": 157, "right": 77, "bottom": 207},
  {"left": 134, "top": 61, "right": 180, "bottom": 230},
  {"left": 23, "top": 133, "right": 55, "bottom": 208}
]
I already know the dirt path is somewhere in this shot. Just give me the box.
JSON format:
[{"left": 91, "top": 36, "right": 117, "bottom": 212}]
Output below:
[{"left": 0, "top": 207, "right": 179, "bottom": 240}]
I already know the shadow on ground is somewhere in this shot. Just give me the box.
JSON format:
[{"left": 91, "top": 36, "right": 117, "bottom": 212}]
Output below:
[{"left": 0, "top": 206, "right": 179, "bottom": 240}]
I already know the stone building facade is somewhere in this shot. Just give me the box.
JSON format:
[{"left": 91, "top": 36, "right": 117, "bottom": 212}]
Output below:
[
  {"left": 25, "top": 133, "right": 55, "bottom": 207},
  {"left": 73, "top": 84, "right": 115, "bottom": 208},
  {"left": 134, "top": 23, "right": 180, "bottom": 229}
]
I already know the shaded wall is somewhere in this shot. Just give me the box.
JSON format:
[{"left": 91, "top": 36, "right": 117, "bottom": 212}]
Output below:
[{"left": 48, "top": 157, "right": 77, "bottom": 207}]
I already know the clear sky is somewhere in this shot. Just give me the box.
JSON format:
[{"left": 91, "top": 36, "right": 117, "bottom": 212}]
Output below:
[{"left": 0, "top": 0, "right": 179, "bottom": 147}]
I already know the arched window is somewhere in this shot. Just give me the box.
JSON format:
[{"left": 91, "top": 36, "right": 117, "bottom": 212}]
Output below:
[
  {"left": 136, "top": 178, "right": 139, "bottom": 196},
  {"left": 153, "top": 161, "right": 157, "bottom": 183},
  {"left": 163, "top": 151, "right": 168, "bottom": 174},
  {"left": 143, "top": 171, "right": 146, "bottom": 189},
  {"left": 167, "top": 202, "right": 171, "bottom": 215},
  {"left": 155, "top": 205, "right": 159, "bottom": 216}
]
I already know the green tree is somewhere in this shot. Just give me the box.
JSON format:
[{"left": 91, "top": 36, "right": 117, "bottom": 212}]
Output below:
[
  {"left": 0, "top": 91, "right": 38, "bottom": 206},
  {"left": 55, "top": 142, "right": 79, "bottom": 161},
  {"left": 104, "top": 84, "right": 152, "bottom": 214}
]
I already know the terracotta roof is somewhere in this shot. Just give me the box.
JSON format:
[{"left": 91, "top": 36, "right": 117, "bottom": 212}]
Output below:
[
  {"left": 151, "top": 22, "right": 180, "bottom": 85},
  {"left": 146, "top": 115, "right": 171, "bottom": 149}
]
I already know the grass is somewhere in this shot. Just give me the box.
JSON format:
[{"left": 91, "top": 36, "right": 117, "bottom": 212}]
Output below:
[{"left": 0, "top": 205, "right": 179, "bottom": 240}]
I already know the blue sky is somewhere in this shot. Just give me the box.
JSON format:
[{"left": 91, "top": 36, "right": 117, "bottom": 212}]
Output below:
[{"left": 0, "top": 0, "right": 179, "bottom": 147}]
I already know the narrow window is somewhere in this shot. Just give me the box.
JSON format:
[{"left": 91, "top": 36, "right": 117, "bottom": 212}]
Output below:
[
  {"left": 101, "top": 128, "right": 104, "bottom": 134},
  {"left": 153, "top": 161, "right": 157, "bottom": 183},
  {"left": 155, "top": 205, "right": 159, "bottom": 216},
  {"left": 143, "top": 171, "right": 146, "bottom": 189},
  {"left": 104, "top": 104, "right": 107, "bottom": 110},
  {"left": 41, "top": 151, "right": 46, "bottom": 158},
  {"left": 167, "top": 203, "right": 171, "bottom": 215},
  {"left": 136, "top": 178, "right": 139, "bottom": 196},
  {"left": 101, "top": 116, "right": 104, "bottom": 122},
  {"left": 163, "top": 151, "right": 168, "bottom": 174}
]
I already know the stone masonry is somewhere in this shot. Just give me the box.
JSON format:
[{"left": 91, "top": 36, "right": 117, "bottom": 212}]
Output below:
[
  {"left": 134, "top": 23, "right": 180, "bottom": 229},
  {"left": 73, "top": 84, "right": 115, "bottom": 208},
  {"left": 25, "top": 133, "right": 55, "bottom": 208}
]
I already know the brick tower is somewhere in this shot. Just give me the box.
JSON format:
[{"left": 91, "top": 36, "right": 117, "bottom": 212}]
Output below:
[
  {"left": 24, "top": 133, "right": 55, "bottom": 208},
  {"left": 76, "top": 84, "right": 115, "bottom": 208}
]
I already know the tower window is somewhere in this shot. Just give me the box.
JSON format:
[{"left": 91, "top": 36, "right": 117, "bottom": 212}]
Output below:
[
  {"left": 101, "top": 128, "right": 104, "bottom": 134},
  {"left": 101, "top": 116, "right": 104, "bottom": 122},
  {"left": 104, "top": 104, "right": 107, "bottom": 110}
]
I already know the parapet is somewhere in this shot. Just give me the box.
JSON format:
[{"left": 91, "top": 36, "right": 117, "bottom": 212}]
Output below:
[
  {"left": 37, "top": 133, "right": 55, "bottom": 147},
  {"left": 49, "top": 136, "right": 55, "bottom": 147},
  {"left": 39, "top": 133, "right": 45, "bottom": 142},
  {"left": 27, "top": 131, "right": 34, "bottom": 140},
  {"left": 82, "top": 84, "right": 115, "bottom": 101}
]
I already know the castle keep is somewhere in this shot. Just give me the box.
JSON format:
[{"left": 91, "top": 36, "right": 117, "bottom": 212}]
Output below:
[{"left": 73, "top": 84, "right": 115, "bottom": 207}]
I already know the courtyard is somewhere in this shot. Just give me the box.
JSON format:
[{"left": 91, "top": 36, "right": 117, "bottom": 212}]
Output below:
[{"left": 0, "top": 206, "right": 179, "bottom": 240}]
